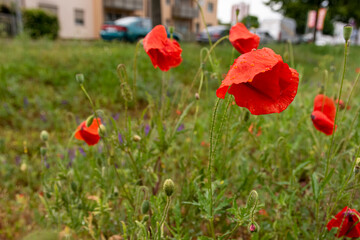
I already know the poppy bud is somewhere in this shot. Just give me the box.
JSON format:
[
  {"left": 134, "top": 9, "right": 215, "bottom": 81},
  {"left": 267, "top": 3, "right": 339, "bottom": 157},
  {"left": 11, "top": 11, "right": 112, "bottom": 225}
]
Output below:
[
  {"left": 246, "top": 190, "right": 259, "bottom": 210},
  {"left": 163, "top": 179, "right": 175, "bottom": 197},
  {"left": 40, "top": 147, "right": 47, "bottom": 155},
  {"left": 141, "top": 200, "right": 150, "bottom": 214},
  {"left": 40, "top": 130, "right": 49, "bottom": 142},
  {"left": 355, "top": 158, "right": 360, "bottom": 175},
  {"left": 76, "top": 74, "right": 84, "bottom": 84},
  {"left": 343, "top": 25, "right": 353, "bottom": 42},
  {"left": 120, "top": 82, "right": 133, "bottom": 102},
  {"left": 195, "top": 93, "right": 200, "bottom": 100},
  {"left": 86, "top": 115, "right": 95, "bottom": 127},
  {"left": 98, "top": 124, "right": 106, "bottom": 137},
  {"left": 142, "top": 214, "right": 149, "bottom": 222},
  {"left": 169, "top": 26, "right": 174, "bottom": 40},
  {"left": 20, "top": 163, "right": 27, "bottom": 171},
  {"left": 248, "top": 222, "right": 259, "bottom": 233},
  {"left": 133, "top": 134, "right": 141, "bottom": 142}
]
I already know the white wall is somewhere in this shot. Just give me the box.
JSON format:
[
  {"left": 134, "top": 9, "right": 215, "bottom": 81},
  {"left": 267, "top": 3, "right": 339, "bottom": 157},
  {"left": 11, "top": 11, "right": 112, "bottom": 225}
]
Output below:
[{"left": 24, "top": 0, "right": 96, "bottom": 39}]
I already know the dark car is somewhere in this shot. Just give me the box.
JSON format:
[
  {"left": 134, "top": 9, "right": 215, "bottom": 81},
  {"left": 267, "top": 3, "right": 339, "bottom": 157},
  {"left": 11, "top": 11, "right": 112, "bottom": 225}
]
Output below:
[
  {"left": 100, "top": 17, "right": 181, "bottom": 42},
  {"left": 196, "top": 25, "right": 229, "bottom": 43}
]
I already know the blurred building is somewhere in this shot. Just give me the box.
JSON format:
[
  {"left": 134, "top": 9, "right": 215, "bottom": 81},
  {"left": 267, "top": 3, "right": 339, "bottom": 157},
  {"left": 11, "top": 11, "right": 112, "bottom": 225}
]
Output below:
[{"left": 0, "top": 0, "right": 217, "bottom": 39}]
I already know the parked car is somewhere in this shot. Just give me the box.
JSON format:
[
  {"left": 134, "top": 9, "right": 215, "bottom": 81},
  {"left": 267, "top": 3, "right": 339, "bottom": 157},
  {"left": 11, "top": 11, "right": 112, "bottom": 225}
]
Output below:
[
  {"left": 196, "top": 25, "right": 229, "bottom": 43},
  {"left": 254, "top": 30, "right": 275, "bottom": 44},
  {"left": 100, "top": 17, "right": 181, "bottom": 42}
]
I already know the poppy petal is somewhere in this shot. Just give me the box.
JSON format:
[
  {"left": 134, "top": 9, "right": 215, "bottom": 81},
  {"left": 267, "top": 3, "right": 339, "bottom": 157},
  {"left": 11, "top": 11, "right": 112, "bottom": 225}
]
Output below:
[
  {"left": 143, "top": 25, "right": 182, "bottom": 72},
  {"left": 229, "top": 23, "right": 260, "bottom": 54},
  {"left": 217, "top": 48, "right": 299, "bottom": 115},
  {"left": 313, "top": 95, "right": 336, "bottom": 122},
  {"left": 74, "top": 118, "right": 101, "bottom": 146}
]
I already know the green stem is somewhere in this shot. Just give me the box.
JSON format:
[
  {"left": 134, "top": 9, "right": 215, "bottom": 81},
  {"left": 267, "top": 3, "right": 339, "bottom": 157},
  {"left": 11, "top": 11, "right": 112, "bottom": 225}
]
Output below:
[
  {"left": 157, "top": 196, "right": 171, "bottom": 239},
  {"left": 208, "top": 98, "right": 221, "bottom": 239},
  {"left": 324, "top": 40, "right": 349, "bottom": 177},
  {"left": 133, "top": 39, "right": 143, "bottom": 111}
]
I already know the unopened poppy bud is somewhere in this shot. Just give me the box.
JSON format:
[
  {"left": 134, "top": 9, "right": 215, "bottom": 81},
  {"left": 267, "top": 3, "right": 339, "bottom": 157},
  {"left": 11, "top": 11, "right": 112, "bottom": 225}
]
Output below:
[
  {"left": 343, "top": 25, "right": 353, "bottom": 42},
  {"left": 248, "top": 222, "right": 259, "bottom": 233},
  {"left": 355, "top": 158, "right": 360, "bottom": 175},
  {"left": 120, "top": 82, "right": 133, "bottom": 102},
  {"left": 40, "top": 147, "right": 47, "bottom": 155},
  {"left": 40, "top": 130, "right": 49, "bottom": 142},
  {"left": 141, "top": 200, "right": 150, "bottom": 214},
  {"left": 20, "top": 163, "right": 27, "bottom": 171},
  {"left": 142, "top": 214, "right": 149, "bottom": 222},
  {"left": 98, "top": 124, "right": 106, "bottom": 137},
  {"left": 163, "top": 179, "right": 175, "bottom": 197},
  {"left": 76, "top": 74, "right": 84, "bottom": 84},
  {"left": 86, "top": 115, "right": 95, "bottom": 127},
  {"left": 247, "top": 190, "right": 259, "bottom": 210},
  {"left": 133, "top": 135, "right": 141, "bottom": 142},
  {"left": 195, "top": 93, "right": 200, "bottom": 100}
]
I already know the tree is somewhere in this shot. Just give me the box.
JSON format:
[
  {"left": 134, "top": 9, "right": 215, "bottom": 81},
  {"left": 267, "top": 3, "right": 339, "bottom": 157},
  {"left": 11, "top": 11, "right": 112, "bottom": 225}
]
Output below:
[
  {"left": 265, "top": 0, "right": 360, "bottom": 40},
  {"left": 241, "top": 15, "right": 260, "bottom": 29}
]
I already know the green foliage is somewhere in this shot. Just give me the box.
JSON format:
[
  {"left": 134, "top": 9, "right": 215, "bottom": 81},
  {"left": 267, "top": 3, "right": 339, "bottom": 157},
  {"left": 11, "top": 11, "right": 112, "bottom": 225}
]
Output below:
[
  {"left": 23, "top": 9, "right": 59, "bottom": 39},
  {"left": 0, "top": 38, "right": 360, "bottom": 239},
  {"left": 241, "top": 15, "right": 260, "bottom": 29}
]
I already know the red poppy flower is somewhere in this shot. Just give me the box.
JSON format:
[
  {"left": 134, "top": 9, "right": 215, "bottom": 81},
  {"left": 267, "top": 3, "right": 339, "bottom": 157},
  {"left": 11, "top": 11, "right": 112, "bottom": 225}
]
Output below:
[
  {"left": 75, "top": 118, "right": 101, "bottom": 146},
  {"left": 143, "top": 25, "right": 182, "bottom": 72},
  {"left": 216, "top": 47, "right": 299, "bottom": 115},
  {"left": 311, "top": 95, "right": 337, "bottom": 135},
  {"left": 229, "top": 23, "right": 260, "bottom": 54},
  {"left": 327, "top": 206, "right": 360, "bottom": 238}
]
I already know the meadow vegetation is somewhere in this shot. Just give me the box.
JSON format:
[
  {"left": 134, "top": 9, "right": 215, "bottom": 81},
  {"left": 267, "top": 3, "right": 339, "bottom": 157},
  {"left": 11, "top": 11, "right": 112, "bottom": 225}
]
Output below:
[{"left": 0, "top": 36, "right": 360, "bottom": 239}]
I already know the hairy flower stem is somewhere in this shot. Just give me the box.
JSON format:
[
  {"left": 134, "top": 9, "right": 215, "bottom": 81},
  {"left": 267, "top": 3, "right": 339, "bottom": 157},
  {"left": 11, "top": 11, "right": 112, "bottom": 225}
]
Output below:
[
  {"left": 208, "top": 98, "right": 221, "bottom": 239},
  {"left": 157, "top": 196, "right": 171, "bottom": 239},
  {"left": 324, "top": 40, "right": 349, "bottom": 178},
  {"left": 133, "top": 39, "right": 143, "bottom": 111}
]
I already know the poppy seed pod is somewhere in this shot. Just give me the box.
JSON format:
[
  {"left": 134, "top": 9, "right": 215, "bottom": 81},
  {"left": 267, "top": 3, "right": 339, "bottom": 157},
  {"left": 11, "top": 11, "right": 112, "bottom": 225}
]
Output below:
[
  {"left": 163, "top": 179, "right": 175, "bottom": 197},
  {"left": 76, "top": 74, "right": 84, "bottom": 84},
  {"left": 40, "top": 130, "right": 49, "bottom": 142},
  {"left": 343, "top": 25, "right": 353, "bottom": 42},
  {"left": 86, "top": 115, "right": 95, "bottom": 128},
  {"left": 133, "top": 135, "right": 141, "bottom": 142},
  {"left": 355, "top": 158, "right": 360, "bottom": 175}
]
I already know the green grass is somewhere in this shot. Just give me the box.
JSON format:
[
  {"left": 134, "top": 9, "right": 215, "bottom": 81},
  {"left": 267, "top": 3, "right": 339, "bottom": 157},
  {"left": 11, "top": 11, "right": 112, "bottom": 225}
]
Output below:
[{"left": 0, "top": 38, "right": 360, "bottom": 239}]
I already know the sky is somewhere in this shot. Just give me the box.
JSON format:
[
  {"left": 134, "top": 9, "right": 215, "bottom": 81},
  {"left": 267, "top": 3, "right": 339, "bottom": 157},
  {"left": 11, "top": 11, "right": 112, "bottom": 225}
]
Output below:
[{"left": 217, "top": 0, "right": 283, "bottom": 23}]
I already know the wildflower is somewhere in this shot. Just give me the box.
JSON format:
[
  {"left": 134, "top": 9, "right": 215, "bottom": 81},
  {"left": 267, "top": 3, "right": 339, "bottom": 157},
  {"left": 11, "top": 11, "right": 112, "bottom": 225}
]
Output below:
[
  {"left": 176, "top": 109, "right": 182, "bottom": 115},
  {"left": 143, "top": 25, "right": 182, "bottom": 71},
  {"left": 356, "top": 67, "right": 360, "bottom": 74},
  {"left": 75, "top": 118, "right": 101, "bottom": 146},
  {"left": 216, "top": 48, "right": 299, "bottom": 115},
  {"left": 118, "top": 133, "right": 124, "bottom": 145},
  {"left": 229, "top": 23, "right": 260, "bottom": 54},
  {"left": 311, "top": 94, "right": 337, "bottom": 135},
  {"left": 327, "top": 206, "right": 360, "bottom": 238},
  {"left": 177, "top": 124, "right": 185, "bottom": 132},
  {"left": 144, "top": 124, "right": 151, "bottom": 136}
]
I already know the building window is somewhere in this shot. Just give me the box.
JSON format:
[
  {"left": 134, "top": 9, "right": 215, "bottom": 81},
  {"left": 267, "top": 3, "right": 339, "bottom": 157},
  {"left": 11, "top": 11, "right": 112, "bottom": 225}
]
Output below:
[
  {"left": 75, "top": 9, "right": 85, "bottom": 26},
  {"left": 207, "top": 2, "right": 213, "bottom": 12},
  {"left": 39, "top": 3, "right": 58, "bottom": 16}
]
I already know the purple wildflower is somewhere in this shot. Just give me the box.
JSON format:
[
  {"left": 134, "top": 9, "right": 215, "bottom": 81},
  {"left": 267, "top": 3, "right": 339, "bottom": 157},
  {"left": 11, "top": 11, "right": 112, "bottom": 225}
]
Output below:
[
  {"left": 145, "top": 124, "right": 151, "bottom": 136},
  {"left": 78, "top": 147, "right": 86, "bottom": 156},
  {"left": 177, "top": 124, "right": 185, "bottom": 132},
  {"left": 118, "top": 133, "right": 124, "bottom": 145}
]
